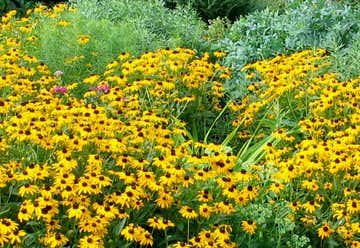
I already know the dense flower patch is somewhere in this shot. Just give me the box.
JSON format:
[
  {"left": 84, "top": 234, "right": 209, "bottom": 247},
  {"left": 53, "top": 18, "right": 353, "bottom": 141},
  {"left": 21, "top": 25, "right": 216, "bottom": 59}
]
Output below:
[
  {"left": 238, "top": 49, "right": 360, "bottom": 247},
  {"left": 0, "top": 3, "right": 359, "bottom": 248}
]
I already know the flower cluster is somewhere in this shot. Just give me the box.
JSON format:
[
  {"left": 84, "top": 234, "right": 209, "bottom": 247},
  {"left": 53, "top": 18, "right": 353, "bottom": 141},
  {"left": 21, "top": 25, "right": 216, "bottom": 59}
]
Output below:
[
  {"left": 0, "top": 3, "right": 359, "bottom": 248},
  {"left": 240, "top": 49, "right": 360, "bottom": 246}
]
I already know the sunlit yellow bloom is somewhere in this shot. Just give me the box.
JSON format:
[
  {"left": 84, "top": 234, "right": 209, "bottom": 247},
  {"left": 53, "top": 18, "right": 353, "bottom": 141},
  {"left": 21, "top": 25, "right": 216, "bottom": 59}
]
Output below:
[
  {"left": 179, "top": 206, "right": 198, "bottom": 219},
  {"left": 77, "top": 34, "right": 90, "bottom": 44},
  {"left": 318, "top": 223, "right": 334, "bottom": 239},
  {"left": 241, "top": 220, "right": 257, "bottom": 235}
]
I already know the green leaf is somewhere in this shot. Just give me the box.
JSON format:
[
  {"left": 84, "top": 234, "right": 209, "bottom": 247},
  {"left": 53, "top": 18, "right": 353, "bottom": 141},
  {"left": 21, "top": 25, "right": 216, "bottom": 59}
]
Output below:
[{"left": 113, "top": 218, "right": 127, "bottom": 235}]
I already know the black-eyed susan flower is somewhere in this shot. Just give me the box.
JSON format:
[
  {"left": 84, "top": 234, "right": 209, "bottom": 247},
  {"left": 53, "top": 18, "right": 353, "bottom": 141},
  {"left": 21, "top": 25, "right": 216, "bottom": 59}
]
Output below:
[
  {"left": 213, "top": 50, "right": 226, "bottom": 58},
  {"left": 199, "top": 203, "right": 212, "bottom": 219},
  {"left": 120, "top": 223, "right": 137, "bottom": 242},
  {"left": 197, "top": 189, "right": 213, "bottom": 203},
  {"left": 318, "top": 223, "right": 334, "bottom": 239},
  {"left": 302, "top": 200, "right": 320, "bottom": 214},
  {"left": 78, "top": 234, "right": 104, "bottom": 248},
  {"left": 169, "top": 241, "right": 191, "bottom": 248},
  {"left": 179, "top": 206, "right": 198, "bottom": 219},
  {"left": 155, "top": 191, "right": 174, "bottom": 209},
  {"left": 77, "top": 34, "right": 90, "bottom": 45},
  {"left": 39, "top": 232, "right": 69, "bottom": 248},
  {"left": 241, "top": 220, "right": 257, "bottom": 235},
  {"left": 347, "top": 199, "right": 360, "bottom": 214},
  {"left": 147, "top": 217, "right": 175, "bottom": 230},
  {"left": 7, "top": 228, "right": 26, "bottom": 246},
  {"left": 268, "top": 182, "right": 284, "bottom": 194}
]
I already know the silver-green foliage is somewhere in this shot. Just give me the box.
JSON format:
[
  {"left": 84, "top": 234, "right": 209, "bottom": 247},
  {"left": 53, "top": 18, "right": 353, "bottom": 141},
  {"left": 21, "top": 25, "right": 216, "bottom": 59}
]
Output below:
[
  {"left": 331, "top": 32, "right": 360, "bottom": 80},
  {"left": 165, "top": 0, "right": 246, "bottom": 20},
  {"left": 216, "top": 0, "right": 360, "bottom": 98}
]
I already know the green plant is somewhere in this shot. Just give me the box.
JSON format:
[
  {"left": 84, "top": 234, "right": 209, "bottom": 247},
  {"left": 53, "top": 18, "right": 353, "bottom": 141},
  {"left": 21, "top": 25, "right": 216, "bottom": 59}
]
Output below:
[
  {"left": 25, "top": 7, "right": 158, "bottom": 84},
  {"left": 330, "top": 32, "right": 360, "bottom": 80},
  {"left": 0, "top": 0, "right": 35, "bottom": 16},
  {"left": 214, "top": 0, "right": 360, "bottom": 99},
  {"left": 0, "top": 0, "right": 68, "bottom": 16},
  {"left": 164, "top": 0, "right": 290, "bottom": 22},
  {"left": 70, "top": 0, "right": 206, "bottom": 51},
  {"left": 165, "top": 0, "right": 246, "bottom": 21}
]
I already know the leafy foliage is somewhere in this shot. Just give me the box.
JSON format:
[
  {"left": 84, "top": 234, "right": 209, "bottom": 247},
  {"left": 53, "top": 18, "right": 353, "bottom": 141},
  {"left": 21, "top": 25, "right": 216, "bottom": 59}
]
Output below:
[
  {"left": 0, "top": 0, "right": 66, "bottom": 16},
  {"left": 0, "top": 0, "right": 35, "bottom": 16},
  {"left": 164, "top": 0, "right": 290, "bottom": 21},
  {"left": 164, "top": 0, "right": 247, "bottom": 21},
  {"left": 26, "top": 8, "right": 156, "bottom": 84},
  {"left": 70, "top": 0, "right": 206, "bottom": 51},
  {"left": 1, "top": 1, "right": 360, "bottom": 248},
  {"left": 215, "top": 0, "right": 360, "bottom": 98}
]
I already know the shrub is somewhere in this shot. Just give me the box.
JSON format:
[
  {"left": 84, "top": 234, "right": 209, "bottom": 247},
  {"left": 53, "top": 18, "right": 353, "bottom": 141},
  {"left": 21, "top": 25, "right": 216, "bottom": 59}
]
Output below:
[
  {"left": 164, "top": 0, "right": 290, "bottom": 22},
  {"left": 164, "top": 0, "right": 247, "bottom": 21},
  {"left": 70, "top": 0, "right": 206, "bottom": 51},
  {"left": 215, "top": 0, "right": 360, "bottom": 99},
  {"left": 1, "top": 3, "right": 360, "bottom": 247},
  {"left": 330, "top": 32, "right": 360, "bottom": 80},
  {"left": 0, "top": 0, "right": 36, "bottom": 16},
  {"left": 25, "top": 4, "right": 164, "bottom": 84},
  {"left": 0, "top": 0, "right": 67, "bottom": 16}
]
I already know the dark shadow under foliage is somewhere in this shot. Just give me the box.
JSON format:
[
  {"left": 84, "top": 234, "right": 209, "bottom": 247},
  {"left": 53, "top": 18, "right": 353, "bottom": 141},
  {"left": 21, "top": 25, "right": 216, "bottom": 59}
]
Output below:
[
  {"left": 1, "top": 0, "right": 67, "bottom": 16},
  {"left": 164, "top": 0, "right": 249, "bottom": 22}
]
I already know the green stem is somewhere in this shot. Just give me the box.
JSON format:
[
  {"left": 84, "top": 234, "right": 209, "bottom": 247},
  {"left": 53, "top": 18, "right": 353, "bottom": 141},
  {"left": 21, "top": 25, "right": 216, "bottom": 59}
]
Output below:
[
  {"left": 187, "top": 219, "right": 190, "bottom": 242},
  {"left": 221, "top": 116, "right": 246, "bottom": 147},
  {"left": 237, "top": 104, "right": 272, "bottom": 158},
  {"left": 165, "top": 229, "right": 168, "bottom": 247},
  {"left": 286, "top": 93, "right": 298, "bottom": 121},
  {"left": 204, "top": 100, "right": 231, "bottom": 144},
  {"left": 277, "top": 233, "right": 282, "bottom": 248}
]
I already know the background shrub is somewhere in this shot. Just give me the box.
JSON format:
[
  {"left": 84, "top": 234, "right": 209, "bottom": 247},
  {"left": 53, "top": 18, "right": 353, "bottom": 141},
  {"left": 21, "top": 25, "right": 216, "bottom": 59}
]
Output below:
[
  {"left": 0, "top": 0, "right": 36, "bottom": 16},
  {"left": 214, "top": 0, "right": 360, "bottom": 99},
  {"left": 0, "top": 0, "right": 66, "bottom": 16},
  {"left": 164, "top": 0, "right": 247, "bottom": 21},
  {"left": 27, "top": 9, "right": 157, "bottom": 84},
  {"left": 164, "top": 0, "right": 290, "bottom": 21},
  {"left": 25, "top": 0, "right": 207, "bottom": 84},
  {"left": 331, "top": 32, "right": 360, "bottom": 80},
  {"left": 70, "top": 0, "right": 206, "bottom": 51}
]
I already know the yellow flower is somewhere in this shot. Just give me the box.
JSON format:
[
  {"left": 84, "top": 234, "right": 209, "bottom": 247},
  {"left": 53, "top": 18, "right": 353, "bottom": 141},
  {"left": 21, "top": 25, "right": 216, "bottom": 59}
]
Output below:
[
  {"left": 7, "top": 228, "right": 26, "bottom": 245},
  {"left": 57, "top": 20, "right": 70, "bottom": 27},
  {"left": 118, "top": 52, "right": 130, "bottom": 61},
  {"left": 179, "top": 206, "right": 198, "bottom": 219},
  {"left": 40, "top": 232, "right": 69, "bottom": 248},
  {"left": 302, "top": 200, "right": 320, "bottom": 214},
  {"left": 78, "top": 235, "right": 104, "bottom": 248},
  {"left": 120, "top": 224, "right": 137, "bottom": 242},
  {"left": 67, "top": 203, "right": 89, "bottom": 219},
  {"left": 268, "top": 182, "right": 284, "bottom": 194},
  {"left": 77, "top": 34, "right": 90, "bottom": 44},
  {"left": 199, "top": 204, "right": 212, "bottom": 218},
  {"left": 318, "top": 223, "right": 333, "bottom": 239},
  {"left": 18, "top": 200, "right": 34, "bottom": 222},
  {"left": 241, "top": 220, "right": 257, "bottom": 235},
  {"left": 197, "top": 190, "right": 213, "bottom": 203},
  {"left": 347, "top": 199, "right": 360, "bottom": 214},
  {"left": 18, "top": 183, "right": 39, "bottom": 197},
  {"left": 155, "top": 191, "right": 174, "bottom": 209},
  {"left": 147, "top": 217, "right": 175, "bottom": 230},
  {"left": 83, "top": 74, "right": 100, "bottom": 84},
  {"left": 213, "top": 50, "right": 226, "bottom": 58}
]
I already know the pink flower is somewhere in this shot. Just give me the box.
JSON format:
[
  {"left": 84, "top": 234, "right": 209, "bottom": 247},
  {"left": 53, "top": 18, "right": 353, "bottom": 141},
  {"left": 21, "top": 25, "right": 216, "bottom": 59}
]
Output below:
[
  {"left": 93, "top": 84, "right": 111, "bottom": 93},
  {"left": 52, "top": 85, "right": 68, "bottom": 94}
]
